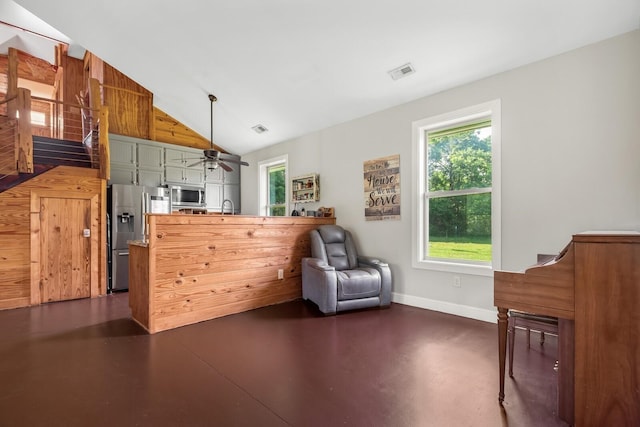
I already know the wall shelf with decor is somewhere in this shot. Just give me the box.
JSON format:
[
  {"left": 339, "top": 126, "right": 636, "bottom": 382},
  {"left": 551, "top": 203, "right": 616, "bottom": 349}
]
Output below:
[{"left": 291, "top": 174, "right": 319, "bottom": 203}]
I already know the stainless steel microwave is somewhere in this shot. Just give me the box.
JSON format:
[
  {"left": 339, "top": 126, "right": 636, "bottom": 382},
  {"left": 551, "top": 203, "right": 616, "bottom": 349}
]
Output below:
[{"left": 170, "top": 185, "right": 205, "bottom": 208}]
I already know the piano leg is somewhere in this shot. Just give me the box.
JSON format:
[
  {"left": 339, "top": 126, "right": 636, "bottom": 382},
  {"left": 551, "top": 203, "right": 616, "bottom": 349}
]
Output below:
[
  {"left": 558, "top": 318, "right": 575, "bottom": 425},
  {"left": 497, "top": 306, "right": 509, "bottom": 404}
]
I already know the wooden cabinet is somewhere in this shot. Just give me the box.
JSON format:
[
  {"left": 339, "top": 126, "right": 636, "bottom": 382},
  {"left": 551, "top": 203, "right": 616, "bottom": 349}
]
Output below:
[{"left": 291, "top": 174, "right": 319, "bottom": 203}]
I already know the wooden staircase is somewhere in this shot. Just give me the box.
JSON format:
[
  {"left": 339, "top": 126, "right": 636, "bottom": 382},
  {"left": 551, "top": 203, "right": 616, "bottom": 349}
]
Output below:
[
  {"left": 33, "top": 136, "right": 93, "bottom": 167},
  {"left": 0, "top": 137, "right": 93, "bottom": 193}
]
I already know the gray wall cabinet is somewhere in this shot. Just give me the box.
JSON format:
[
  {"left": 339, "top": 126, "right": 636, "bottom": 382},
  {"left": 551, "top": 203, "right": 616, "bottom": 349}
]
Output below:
[{"left": 108, "top": 134, "right": 242, "bottom": 213}]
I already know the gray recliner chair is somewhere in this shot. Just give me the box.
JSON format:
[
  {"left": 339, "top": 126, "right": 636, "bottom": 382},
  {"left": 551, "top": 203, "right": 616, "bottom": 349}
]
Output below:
[{"left": 301, "top": 225, "right": 392, "bottom": 315}]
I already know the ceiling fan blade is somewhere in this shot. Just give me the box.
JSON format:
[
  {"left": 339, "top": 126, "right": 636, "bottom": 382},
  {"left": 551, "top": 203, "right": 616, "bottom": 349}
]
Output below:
[
  {"left": 187, "top": 160, "right": 205, "bottom": 168},
  {"left": 218, "top": 161, "right": 233, "bottom": 172},
  {"left": 221, "top": 157, "right": 250, "bottom": 166}
]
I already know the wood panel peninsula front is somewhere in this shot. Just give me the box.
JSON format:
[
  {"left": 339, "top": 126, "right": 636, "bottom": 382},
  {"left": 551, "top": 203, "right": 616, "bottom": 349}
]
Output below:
[{"left": 129, "top": 214, "right": 335, "bottom": 333}]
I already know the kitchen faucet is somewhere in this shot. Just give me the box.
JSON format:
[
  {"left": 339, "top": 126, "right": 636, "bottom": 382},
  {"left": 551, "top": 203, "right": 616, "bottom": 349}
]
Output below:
[{"left": 221, "top": 199, "right": 234, "bottom": 215}]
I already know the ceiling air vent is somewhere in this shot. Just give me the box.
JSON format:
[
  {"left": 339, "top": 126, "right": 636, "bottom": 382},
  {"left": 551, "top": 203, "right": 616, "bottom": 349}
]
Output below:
[
  {"left": 388, "top": 63, "right": 416, "bottom": 80},
  {"left": 252, "top": 124, "right": 268, "bottom": 134}
]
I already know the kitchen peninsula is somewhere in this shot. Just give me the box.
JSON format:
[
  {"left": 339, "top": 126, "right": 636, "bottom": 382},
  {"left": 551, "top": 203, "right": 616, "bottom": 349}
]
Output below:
[{"left": 129, "top": 214, "right": 335, "bottom": 333}]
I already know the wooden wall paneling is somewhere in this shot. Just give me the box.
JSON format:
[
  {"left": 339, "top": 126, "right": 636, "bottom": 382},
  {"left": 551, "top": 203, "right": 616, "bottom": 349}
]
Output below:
[
  {"left": 147, "top": 215, "right": 157, "bottom": 332},
  {"left": 0, "top": 54, "right": 8, "bottom": 86},
  {"left": 0, "top": 115, "right": 18, "bottom": 175},
  {"left": 103, "top": 62, "right": 152, "bottom": 139},
  {"left": 29, "top": 197, "right": 40, "bottom": 305},
  {"left": 0, "top": 166, "right": 105, "bottom": 311},
  {"left": 60, "top": 53, "right": 85, "bottom": 141},
  {"left": 129, "top": 215, "right": 335, "bottom": 333},
  {"left": 129, "top": 244, "right": 150, "bottom": 331},
  {"left": 152, "top": 107, "right": 212, "bottom": 150},
  {"left": 98, "top": 179, "right": 107, "bottom": 295},
  {"left": 74, "top": 52, "right": 212, "bottom": 151},
  {"left": 14, "top": 49, "right": 57, "bottom": 86},
  {"left": 84, "top": 52, "right": 104, "bottom": 85}
]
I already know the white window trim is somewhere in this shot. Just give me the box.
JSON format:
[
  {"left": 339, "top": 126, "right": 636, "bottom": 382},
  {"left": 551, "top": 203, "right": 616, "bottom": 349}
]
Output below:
[
  {"left": 411, "top": 100, "right": 501, "bottom": 277},
  {"left": 258, "top": 154, "right": 289, "bottom": 216}
]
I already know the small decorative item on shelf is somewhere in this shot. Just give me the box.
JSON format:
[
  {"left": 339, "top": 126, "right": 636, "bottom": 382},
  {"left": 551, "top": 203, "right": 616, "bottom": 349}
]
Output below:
[
  {"left": 291, "top": 173, "right": 319, "bottom": 203},
  {"left": 318, "top": 207, "right": 335, "bottom": 218}
]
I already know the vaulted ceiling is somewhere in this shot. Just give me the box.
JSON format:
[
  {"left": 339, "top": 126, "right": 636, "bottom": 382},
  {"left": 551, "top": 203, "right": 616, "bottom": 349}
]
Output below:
[{"left": 4, "top": 0, "right": 640, "bottom": 155}]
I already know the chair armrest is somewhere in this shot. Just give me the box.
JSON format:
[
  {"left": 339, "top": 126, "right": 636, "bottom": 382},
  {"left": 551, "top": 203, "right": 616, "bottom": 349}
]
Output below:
[
  {"left": 357, "top": 255, "right": 392, "bottom": 307},
  {"left": 357, "top": 255, "right": 388, "bottom": 268},
  {"left": 302, "top": 257, "right": 338, "bottom": 314},
  {"left": 303, "top": 257, "right": 336, "bottom": 272}
]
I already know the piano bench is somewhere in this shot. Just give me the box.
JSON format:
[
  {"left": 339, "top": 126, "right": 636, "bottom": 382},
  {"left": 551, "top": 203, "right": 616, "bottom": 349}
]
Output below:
[{"left": 508, "top": 310, "right": 559, "bottom": 378}]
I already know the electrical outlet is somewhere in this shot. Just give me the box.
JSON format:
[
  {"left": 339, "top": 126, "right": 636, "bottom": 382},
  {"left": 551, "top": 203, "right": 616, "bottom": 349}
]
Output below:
[
  {"left": 453, "top": 276, "right": 461, "bottom": 288},
  {"left": 278, "top": 269, "right": 284, "bottom": 280}
]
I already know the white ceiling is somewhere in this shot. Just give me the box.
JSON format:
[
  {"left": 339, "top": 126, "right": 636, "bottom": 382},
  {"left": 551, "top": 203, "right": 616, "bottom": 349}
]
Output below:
[{"left": 5, "top": 0, "right": 640, "bottom": 155}]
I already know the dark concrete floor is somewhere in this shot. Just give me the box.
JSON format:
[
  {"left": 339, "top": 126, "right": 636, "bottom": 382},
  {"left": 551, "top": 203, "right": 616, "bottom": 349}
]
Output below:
[{"left": 0, "top": 294, "right": 568, "bottom": 427}]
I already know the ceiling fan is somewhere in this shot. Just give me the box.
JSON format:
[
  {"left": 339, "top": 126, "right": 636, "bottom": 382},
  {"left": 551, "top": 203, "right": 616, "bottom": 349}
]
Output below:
[{"left": 186, "top": 94, "right": 249, "bottom": 172}]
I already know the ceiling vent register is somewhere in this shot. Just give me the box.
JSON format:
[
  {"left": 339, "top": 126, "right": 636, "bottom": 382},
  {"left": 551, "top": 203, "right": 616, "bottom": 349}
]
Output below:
[{"left": 388, "top": 63, "right": 416, "bottom": 80}]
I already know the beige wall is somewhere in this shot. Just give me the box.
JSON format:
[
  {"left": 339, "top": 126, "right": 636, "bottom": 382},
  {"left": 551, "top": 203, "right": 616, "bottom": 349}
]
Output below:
[{"left": 241, "top": 30, "right": 640, "bottom": 321}]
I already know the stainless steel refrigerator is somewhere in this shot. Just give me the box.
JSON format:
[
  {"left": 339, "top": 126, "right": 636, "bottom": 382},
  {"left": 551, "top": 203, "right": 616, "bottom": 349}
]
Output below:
[{"left": 108, "top": 184, "right": 171, "bottom": 291}]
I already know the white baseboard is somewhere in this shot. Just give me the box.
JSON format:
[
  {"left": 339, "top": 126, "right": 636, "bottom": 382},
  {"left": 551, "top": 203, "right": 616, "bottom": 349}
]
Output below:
[{"left": 392, "top": 292, "right": 497, "bottom": 323}]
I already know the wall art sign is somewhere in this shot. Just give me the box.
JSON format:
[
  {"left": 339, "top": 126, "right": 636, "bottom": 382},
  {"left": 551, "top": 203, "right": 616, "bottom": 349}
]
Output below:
[{"left": 363, "top": 154, "right": 400, "bottom": 221}]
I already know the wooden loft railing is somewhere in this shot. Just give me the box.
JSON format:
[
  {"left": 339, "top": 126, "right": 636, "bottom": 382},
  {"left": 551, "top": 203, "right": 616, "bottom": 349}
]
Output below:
[{"left": 0, "top": 82, "right": 110, "bottom": 181}]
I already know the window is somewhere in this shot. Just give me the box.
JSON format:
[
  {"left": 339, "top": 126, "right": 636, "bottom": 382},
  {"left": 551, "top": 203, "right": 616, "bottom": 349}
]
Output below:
[
  {"left": 15, "top": 110, "right": 46, "bottom": 126},
  {"left": 258, "top": 155, "right": 288, "bottom": 216},
  {"left": 412, "top": 100, "right": 501, "bottom": 276}
]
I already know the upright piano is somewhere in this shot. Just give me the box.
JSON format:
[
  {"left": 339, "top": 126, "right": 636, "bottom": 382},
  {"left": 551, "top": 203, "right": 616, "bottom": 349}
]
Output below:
[{"left": 494, "top": 232, "right": 640, "bottom": 427}]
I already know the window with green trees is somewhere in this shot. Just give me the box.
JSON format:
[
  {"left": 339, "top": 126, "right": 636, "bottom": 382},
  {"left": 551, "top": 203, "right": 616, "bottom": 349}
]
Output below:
[
  {"left": 426, "top": 120, "right": 492, "bottom": 263},
  {"left": 267, "top": 163, "right": 286, "bottom": 216}
]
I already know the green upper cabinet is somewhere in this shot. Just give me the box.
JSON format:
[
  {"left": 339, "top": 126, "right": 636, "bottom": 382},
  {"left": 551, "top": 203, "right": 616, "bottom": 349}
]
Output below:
[
  {"left": 110, "top": 138, "right": 136, "bottom": 166},
  {"left": 137, "top": 143, "right": 164, "bottom": 170}
]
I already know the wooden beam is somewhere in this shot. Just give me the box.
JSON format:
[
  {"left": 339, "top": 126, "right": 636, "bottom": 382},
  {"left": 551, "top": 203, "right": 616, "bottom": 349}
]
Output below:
[
  {"left": 16, "top": 88, "right": 33, "bottom": 173},
  {"left": 7, "top": 48, "right": 18, "bottom": 119},
  {"left": 98, "top": 106, "right": 110, "bottom": 180},
  {"left": 88, "top": 78, "right": 101, "bottom": 111}
]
